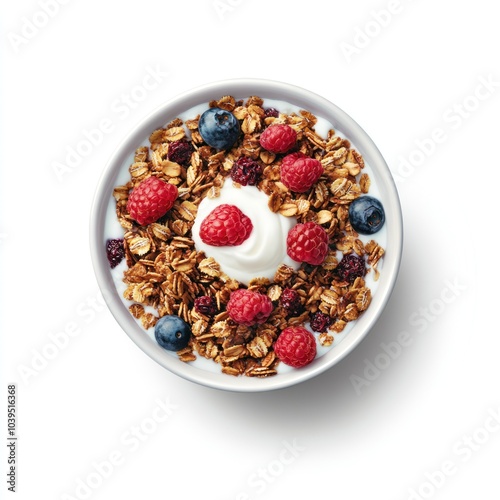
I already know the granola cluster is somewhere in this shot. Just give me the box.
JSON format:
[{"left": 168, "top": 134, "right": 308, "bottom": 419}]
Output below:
[{"left": 112, "top": 95, "right": 385, "bottom": 377}]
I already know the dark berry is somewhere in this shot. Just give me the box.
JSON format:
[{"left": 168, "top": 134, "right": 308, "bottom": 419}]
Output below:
[
  {"left": 194, "top": 295, "right": 217, "bottom": 316},
  {"left": 264, "top": 107, "right": 279, "bottom": 118},
  {"left": 230, "top": 156, "right": 263, "bottom": 186},
  {"left": 280, "top": 288, "right": 303, "bottom": 316},
  {"left": 349, "top": 196, "right": 385, "bottom": 234},
  {"left": 154, "top": 315, "right": 191, "bottom": 351},
  {"left": 199, "top": 107, "right": 240, "bottom": 150},
  {"left": 167, "top": 140, "right": 193, "bottom": 165},
  {"left": 336, "top": 254, "right": 366, "bottom": 283},
  {"left": 106, "top": 238, "right": 125, "bottom": 268},
  {"left": 310, "top": 312, "right": 333, "bottom": 333}
]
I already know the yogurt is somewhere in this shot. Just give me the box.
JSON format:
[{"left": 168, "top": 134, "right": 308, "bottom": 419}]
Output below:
[{"left": 191, "top": 182, "right": 300, "bottom": 285}]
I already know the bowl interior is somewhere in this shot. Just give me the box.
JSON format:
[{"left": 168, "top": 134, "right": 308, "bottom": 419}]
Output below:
[{"left": 90, "top": 78, "right": 403, "bottom": 392}]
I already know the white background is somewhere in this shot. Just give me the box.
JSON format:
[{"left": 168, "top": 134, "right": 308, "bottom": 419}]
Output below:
[{"left": 1, "top": 0, "right": 499, "bottom": 499}]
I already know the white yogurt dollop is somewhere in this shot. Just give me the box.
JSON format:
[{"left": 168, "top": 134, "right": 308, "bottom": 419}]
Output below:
[{"left": 191, "top": 182, "right": 300, "bottom": 285}]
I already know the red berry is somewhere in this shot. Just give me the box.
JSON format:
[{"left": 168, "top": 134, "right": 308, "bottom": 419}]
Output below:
[
  {"left": 310, "top": 312, "right": 333, "bottom": 333},
  {"left": 127, "top": 176, "right": 178, "bottom": 226},
  {"left": 287, "top": 221, "right": 329, "bottom": 266},
  {"left": 199, "top": 204, "right": 253, "bottom": 247},
  {"left": 274, "top": 326, "right": 316, "bottom": 368},
  {"left": 194, "top": 295, "right": 218, "bottom": 316},
  {"left": 259, "top": 124, "right": 297, "bottom": 154},
  {"left": 106, "top": 238, "right": 125, "bottom": 268},
  {"left": 281, "top": 152, "right": 323, "bottom": 193},
  {"left": 167, "top": 140, "right": 193, "bottom": 165},
  {"left": 230, "top": 156, "right": 263, "bottom": 186},
  {"left": 226, "top": 289, "right": 273, "bottom": 326},
  {"left": 280, "top": 288, "right": 303, "bottom": 316},
  {"left": 335, "top": 254, "right": 366, "bottom": 283}
]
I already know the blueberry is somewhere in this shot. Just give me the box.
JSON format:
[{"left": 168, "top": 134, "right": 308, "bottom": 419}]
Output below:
[
  {"left": 199, "top": 107, "right": 240, "bottom": 150},
  {"left": 349, "top": 196, "right": 385, "bottom": 234},
  {"left": 154, "top": 315, "right": 191, "bottom": 351}
]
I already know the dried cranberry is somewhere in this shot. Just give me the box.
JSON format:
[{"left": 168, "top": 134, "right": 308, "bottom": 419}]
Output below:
[
  {"left": 230, "top": 156, "right": 263, "bottom": 186},
  {"left": 106, "top": 239, "right": 125, "bottom": 268},
  {"left": 310, "top": 312, "right": 333, "bottom": 333},
  {"left": 336, "top": 254, "right": 366, "bottom": 283},
  {"left": 167, "top": 140, "right": 193, "bottom": 165},
  {"left": 264, "top": 108, "right": 279, "bottom": 118},
  {"left": 194, "top": 296, "right": 218, "bottom": 316},
  {"left": 280, "top": 288, "right": 303, "bottom": 316}
]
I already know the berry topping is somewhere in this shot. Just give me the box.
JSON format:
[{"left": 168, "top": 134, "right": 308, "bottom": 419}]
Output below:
[
  {"left": 274, "top": 326, "right": 317, "bottom": 368},
  {"left": 287, "top": 221, "right": 329, "bottom": 266},
  {"left": 230, "top": 156, "right": 263, "bottom": 186},
  {"left": 154, "top": 315, "right": 191, "bottom": 351},
  {"left": 199, "top": 107, "right": 241, "bottom": 150},
  {"left": 335, "top": 254, "right": 366, "bottom": 283},
  {"left": 280, "top": 152, "right": 323, "bottom": 193},
  {"left": 127, "top": 176, "right": 178, "bottom": 226},
  {"left": 167, "top": 140, "right": 193, "bottom": 165},
  {"left": 280, "top": 288, "right": 303, "bottom": 316},
  {"left": 310, "top": 312, "right": 333, "bottom": 333},
  {"left": 199, "top": 204, "right": 253, "bottom": 247},
  {"left": 259, "top": 124, "right": 297, "bottom": 154},
  {"left": 264, "top": 107, "right": 279, "bottom": 118},
  {"left": 226, "top": 289, "right": 273, "bottom": 326},
  {"left": 348, "top": 195, "right": 385, "bottom": 234},
  {"left": 106, "top": 238, "right": 125, "bottom": 268},
  {"left": 194, "top": 295, "right": 218, "bottom": 316}
]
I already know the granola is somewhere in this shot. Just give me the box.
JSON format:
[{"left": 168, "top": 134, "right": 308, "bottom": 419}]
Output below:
[{"left": 110, "top": 95, "right": 385, "bottom": 377}]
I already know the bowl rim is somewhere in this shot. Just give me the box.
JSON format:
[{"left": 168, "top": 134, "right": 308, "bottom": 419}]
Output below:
[{"left": 89, "top": 77, "right": 404, "bottom": 392}]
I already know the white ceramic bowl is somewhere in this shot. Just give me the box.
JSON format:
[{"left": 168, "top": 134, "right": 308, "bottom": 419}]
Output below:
[{"left": 90, "top": 78, "right": 403, "bottom": 392}]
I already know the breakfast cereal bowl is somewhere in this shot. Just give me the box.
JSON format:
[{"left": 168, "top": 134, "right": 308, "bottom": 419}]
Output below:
[{"left": 90, "top": 78, "right": 403, "bottom": 392}]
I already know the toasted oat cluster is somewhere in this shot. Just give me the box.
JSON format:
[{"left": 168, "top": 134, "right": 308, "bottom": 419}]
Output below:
[{"left": 112, "top": 95, "right": 385, "bottom": 377}]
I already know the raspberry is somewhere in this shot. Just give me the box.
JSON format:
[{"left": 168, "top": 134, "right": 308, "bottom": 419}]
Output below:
[
  {"left": 280, "top": 152, "right": 323, "bottom": 193},
  {"left": 226, "top": 289, "right": 273, "bottom": 326},
  {"left": 274, "top": 327, "right": 316, "bottom": 368},
  {"left": 310, "top": 312, "right": 333, "bottom": 333},
  {"left": 194, "top": 296, "right": 217, "bottom": 316},
  {"left": 127, "top": 176, "right": 178, "bottom": 226},
  {"left": 335, "top": 254, "right": 366, "bottom": 283},
  {"left": 287, "top": 221, "right": 329, "bottom": 266},
  {"left": 280, "top": 288, "right": 303, "bottom": 316},
  {"left": 167, "top": 140, "right": 193, "bottom": 165},
  {"left": 264, "top": 107, "right": 279, "bottom": 118},
  {"left": 259, "top": 124, "right": 297, "bottom": 154},
  {"left": 199, "top": 204, "right": 253, "bottom": 246},
  {"left": 106, "top": 238, "right": 125, "bottom": 268},
  {"left": 230, "top": 156, "right": 263, "bottom": 186}
]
